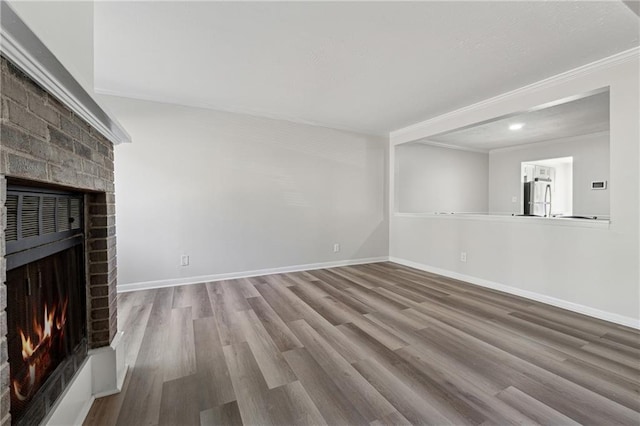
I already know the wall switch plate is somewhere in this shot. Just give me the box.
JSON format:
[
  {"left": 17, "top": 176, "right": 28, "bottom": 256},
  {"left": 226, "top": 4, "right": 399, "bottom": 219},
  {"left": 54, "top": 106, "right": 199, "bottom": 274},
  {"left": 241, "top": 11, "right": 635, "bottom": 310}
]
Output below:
[
  {"left": 460, "top": 252, "right": 467, "bottom": 262},
  {"left": 512, "top": 196, "right": 518, "bottom": 203},
  {"left": 180, "top": 255, "right": 190, "bottom": 266},
  {"left": 333, "top": 243, "right": 340, "bottom": 253}
]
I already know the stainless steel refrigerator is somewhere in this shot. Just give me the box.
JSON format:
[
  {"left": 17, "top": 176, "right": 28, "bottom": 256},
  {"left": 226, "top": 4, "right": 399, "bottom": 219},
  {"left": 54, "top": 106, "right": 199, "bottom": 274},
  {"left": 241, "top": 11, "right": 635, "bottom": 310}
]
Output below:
[{"left": 523, "top": 178, "right": 553, "bottom": 217}]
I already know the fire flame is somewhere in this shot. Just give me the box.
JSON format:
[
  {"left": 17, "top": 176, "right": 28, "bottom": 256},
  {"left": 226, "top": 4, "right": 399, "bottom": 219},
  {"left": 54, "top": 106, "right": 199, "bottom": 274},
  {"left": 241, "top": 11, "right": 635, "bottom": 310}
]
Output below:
[
  {"left": 19, "top": 332, "right": 35, "bottom": 360},
  {"left": 57, "top": 298, "right": 68, "bottom": 331},
  {"left": 32, "top": 304, "right": 56, "bottom": 344},
  {"left": 12, "top": 298, "right": 69, "bottom": 403},
  {"left": 18, "top": 303, "right": 57, "bottom": 361},
  {"left": 13, "top": 365, "right": 35, "bottom": 402}
]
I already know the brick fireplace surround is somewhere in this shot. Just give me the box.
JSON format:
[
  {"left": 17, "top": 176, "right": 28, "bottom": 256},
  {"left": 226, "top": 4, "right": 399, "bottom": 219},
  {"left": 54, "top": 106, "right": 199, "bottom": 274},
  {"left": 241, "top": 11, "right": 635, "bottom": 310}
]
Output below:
[{"left": 0, "top": 56, "right": 118, "bottom": 425}]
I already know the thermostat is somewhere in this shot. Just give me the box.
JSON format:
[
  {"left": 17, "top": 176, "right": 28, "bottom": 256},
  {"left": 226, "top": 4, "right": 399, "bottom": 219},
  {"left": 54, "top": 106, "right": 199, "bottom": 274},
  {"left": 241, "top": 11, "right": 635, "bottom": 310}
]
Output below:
[{"left": 591, "top": 181, "right": 607, "bottom": 190}]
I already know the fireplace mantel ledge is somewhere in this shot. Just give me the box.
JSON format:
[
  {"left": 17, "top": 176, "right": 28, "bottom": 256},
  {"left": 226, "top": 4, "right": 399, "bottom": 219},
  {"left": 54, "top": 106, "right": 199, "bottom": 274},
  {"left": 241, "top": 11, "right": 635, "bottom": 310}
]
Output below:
[{"left": 0, "top": 1, "right": 130, "bottom": 145}]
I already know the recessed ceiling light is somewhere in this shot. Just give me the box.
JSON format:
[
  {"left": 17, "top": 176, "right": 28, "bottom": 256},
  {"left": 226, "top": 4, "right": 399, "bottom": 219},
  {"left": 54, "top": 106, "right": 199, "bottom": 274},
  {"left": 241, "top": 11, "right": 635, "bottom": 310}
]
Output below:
[{"left": 509, "top": 123, "right": 525, "bottom": 131}]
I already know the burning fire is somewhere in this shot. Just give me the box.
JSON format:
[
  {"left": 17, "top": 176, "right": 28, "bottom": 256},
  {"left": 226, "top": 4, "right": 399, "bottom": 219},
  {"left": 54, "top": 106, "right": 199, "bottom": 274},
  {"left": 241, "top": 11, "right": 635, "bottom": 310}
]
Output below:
[{"left": 12, "top": 298, "right": 68, "bottom": 402}]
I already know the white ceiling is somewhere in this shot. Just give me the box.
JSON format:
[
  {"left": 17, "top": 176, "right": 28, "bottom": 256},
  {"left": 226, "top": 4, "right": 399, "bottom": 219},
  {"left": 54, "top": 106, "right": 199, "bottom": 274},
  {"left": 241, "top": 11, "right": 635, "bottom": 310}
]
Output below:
[
  {"left": 94, "top": 2, "right": 639, "bottom": 136},
  {"left": 426, "top": 90, "right": 610, "bottom": 151}
]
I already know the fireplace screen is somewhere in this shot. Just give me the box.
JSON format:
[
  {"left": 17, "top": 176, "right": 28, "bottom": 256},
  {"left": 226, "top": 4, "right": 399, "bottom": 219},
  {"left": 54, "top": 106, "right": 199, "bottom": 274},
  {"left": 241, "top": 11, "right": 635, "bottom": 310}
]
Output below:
[{"left": 6, "top": 245, "right": 86, "bottom": 423}]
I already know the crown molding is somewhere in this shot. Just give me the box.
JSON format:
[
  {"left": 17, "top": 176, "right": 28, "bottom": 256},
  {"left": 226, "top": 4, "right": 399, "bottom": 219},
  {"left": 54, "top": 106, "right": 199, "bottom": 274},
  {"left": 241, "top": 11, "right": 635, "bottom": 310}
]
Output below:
[
  {"left": 390, "top": 46, "right": 639, "bottom": 144},
  {"left": 0, "top": 1, "right": 130, "bottom": 145}
]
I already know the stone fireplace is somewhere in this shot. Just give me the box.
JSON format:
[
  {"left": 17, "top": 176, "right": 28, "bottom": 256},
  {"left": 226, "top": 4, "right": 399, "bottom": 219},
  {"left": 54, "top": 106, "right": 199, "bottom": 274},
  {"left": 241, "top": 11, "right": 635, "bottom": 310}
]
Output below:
[{"left": 1, "top": 54, "right": 119, "bottom": 424}]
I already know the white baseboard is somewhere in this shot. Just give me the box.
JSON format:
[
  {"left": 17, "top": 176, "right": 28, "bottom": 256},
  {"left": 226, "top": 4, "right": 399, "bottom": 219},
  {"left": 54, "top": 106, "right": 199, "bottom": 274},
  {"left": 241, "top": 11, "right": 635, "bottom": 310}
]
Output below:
[
  {"left": 117, "top": 256, "right": 390, "bottom": 293},
  {"left": 389, "top": 257, "right": 640, "bottom": 330}
]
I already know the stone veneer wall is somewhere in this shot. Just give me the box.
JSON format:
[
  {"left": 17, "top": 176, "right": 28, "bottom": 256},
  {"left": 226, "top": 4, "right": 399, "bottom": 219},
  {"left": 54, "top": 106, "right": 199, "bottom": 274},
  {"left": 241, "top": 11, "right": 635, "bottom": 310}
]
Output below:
[{"left": 0, "top": 56, "right": 117, "bottom": 425}]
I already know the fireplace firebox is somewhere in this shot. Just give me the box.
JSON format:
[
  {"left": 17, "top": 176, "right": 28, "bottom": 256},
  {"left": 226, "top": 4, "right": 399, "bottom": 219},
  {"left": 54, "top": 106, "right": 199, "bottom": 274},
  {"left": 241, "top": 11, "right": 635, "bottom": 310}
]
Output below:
[{"left": 5, "top": 186, "right": 87, "bottom": 425}]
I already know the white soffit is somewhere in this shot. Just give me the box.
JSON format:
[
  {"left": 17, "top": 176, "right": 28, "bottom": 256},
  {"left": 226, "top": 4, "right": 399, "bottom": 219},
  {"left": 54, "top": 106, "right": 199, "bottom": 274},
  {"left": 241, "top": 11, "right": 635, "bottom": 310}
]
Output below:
[{"left": 94, "top": 1, "right": 639, "bottom": 136}]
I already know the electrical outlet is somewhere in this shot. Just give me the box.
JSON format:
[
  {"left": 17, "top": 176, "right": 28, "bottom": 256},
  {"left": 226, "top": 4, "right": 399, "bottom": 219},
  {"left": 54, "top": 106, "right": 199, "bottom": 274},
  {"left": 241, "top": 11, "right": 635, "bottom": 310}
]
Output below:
[
  {"left": 333, "top": 243, "right": 340, "bottom": 253},
  {"left": 512, "top": 196, "right": 518, "bottom": 203},
  {"left": 460, "top": 252, "right": 467, "bottom": 262},
  {"left": 180, "top": 255, "right": 190, "bottom": 266}
]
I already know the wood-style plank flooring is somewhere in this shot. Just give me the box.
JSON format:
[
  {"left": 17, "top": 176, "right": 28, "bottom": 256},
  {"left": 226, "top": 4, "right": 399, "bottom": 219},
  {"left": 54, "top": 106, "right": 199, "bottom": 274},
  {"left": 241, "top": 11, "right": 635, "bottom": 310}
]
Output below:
[{"left": 84, "top": 262, "right": 640, "bottom": 425}]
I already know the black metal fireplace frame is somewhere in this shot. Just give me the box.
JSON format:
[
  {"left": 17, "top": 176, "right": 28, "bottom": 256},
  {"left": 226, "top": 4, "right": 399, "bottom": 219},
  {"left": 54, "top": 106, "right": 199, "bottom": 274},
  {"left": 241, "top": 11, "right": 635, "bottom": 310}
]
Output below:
[
  {"left": 5, "top": 186, "right": 84, "bottom": 270},
  {"left": 5, "top": 184, "right": 89, "bottom": 425}
]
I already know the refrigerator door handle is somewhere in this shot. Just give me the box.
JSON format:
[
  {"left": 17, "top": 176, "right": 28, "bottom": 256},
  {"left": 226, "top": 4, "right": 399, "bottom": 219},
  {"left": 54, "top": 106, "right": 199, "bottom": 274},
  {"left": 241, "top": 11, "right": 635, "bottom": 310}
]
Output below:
[{"left": 544, "top": 184, "right": 552, "bottom": 217}]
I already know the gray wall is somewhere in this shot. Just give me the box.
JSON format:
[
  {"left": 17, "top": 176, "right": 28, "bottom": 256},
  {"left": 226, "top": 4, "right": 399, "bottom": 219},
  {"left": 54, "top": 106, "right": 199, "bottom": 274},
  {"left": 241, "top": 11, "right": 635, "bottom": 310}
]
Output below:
[
  {"left": 489, "top": 131, "right": 609, "bottom": 216},
  {"left": 102, "top": 95, "right": 389, "bottom": 287},
  {"left": 395, "top": 143, "right": 489, "bottom": 213}
]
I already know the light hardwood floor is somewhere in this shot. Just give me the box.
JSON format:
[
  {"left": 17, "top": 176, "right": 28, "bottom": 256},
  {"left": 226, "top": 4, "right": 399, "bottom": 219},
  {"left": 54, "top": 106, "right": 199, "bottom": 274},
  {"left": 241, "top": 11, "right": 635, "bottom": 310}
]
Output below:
[{"left": 84, "top": 262, "right": 640, "bottom": 425}]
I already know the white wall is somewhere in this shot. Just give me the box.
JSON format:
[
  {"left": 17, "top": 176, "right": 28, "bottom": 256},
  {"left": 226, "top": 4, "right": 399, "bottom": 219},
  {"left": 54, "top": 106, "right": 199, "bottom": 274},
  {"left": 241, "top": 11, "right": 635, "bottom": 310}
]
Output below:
[
  {"left": 101, "top": 96, "right": 389, "bottom": 286},
  {"left": 9, "top": 0, "right": 389, "bottom": 288},
  {"left": 489, "top": 132, "right": 610, "bottom": 216},
  {"left": 8, "top": 0, "right": 94, "bottom": 93},
  {"left": 396, "top": 143, "right": 488, "bottom": 213},
  {"left": 389, "top": 53, "right": 639, "bottom": 325}
]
